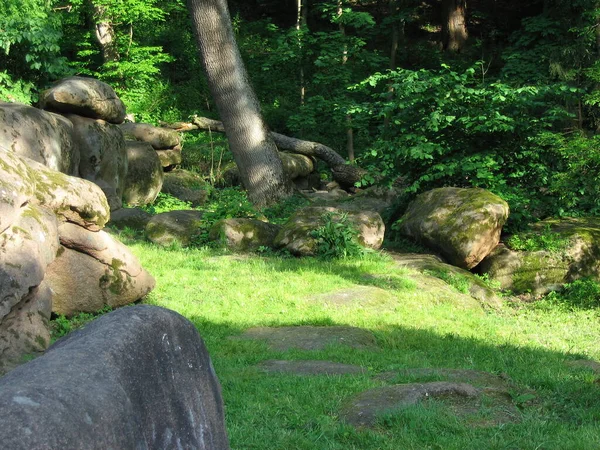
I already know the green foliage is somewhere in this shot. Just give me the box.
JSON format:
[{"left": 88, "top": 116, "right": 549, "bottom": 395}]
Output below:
[
  {"left": 310, "top": 212, "right": 364, "bottom": 259},
  {"left": 141, "top": 192, "right": 193, "bottom": 215},
  {"left": 506, "top": 225, "right": 571, "bottom": 253},
  {"left": 261, "top": 194, "right": 310, "bottom": 225},
  {"left": 50, "top": 306, "right": 113, "bottom": 341},
  {"left": 543, "top": 278, "right": 600, "bottom": 310},
  {"left": 352, "top": 64, "right": 580, "bottom": 230}
]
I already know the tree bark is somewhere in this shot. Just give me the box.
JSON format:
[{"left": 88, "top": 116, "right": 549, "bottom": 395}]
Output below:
[
  {"left": 441, "top": 0, "right": 468, "bottom": 52},
  {"left": 186, "top": 0, "right": 293, "bottom": 207},
  {"left": 337, "top": 1, "right": 354, "bottom": 161},
  {"left": 92, "top": 3, "right": 119, "bottom": 63}
]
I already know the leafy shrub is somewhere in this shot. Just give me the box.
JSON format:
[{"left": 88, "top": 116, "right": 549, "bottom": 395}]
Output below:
[
  {"left": 141, "top": 192, "right": 193, "bottom": 215},
  {"left": 50, "top": 306, "right": 113, "bottom": 341},
  {"left": 310, "top": 212, "right": 364, "bottom": 259},
  {"left": 543, "top": 278, "right": 600, "bottom": 310},
  {"left": 506, "top": 225, "right": 571, "bottom": 253}
]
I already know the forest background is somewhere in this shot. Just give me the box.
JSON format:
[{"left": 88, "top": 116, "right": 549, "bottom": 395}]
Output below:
[{"left": 2, "top": 0, "right": 600, "bottom": 231}]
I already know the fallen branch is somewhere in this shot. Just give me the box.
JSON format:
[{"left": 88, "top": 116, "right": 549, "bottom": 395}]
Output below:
[{"left": 161, "top": 115, "right": 366, "bottom": 187}]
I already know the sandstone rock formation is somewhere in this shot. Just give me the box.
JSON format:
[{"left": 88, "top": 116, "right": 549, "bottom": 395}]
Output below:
[
  {"left": 122, "top": 140, "right": 163, "bottom": 206},
  {"left": 40, "top": 76, "right": 126, "bottom": 124},
  {"left": 209, "top": 218, "right": 281, "bottom": 252},
  {"left": 145, "top": 210, "right": 205, "bottom": 247},
  {"left": 398, "top": 187, "right": 509, "bottom": 269}
]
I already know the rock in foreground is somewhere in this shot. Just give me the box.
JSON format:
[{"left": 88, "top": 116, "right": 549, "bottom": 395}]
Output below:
[{"left": 0, "top": 305, "right": 229, "bottom": 449}]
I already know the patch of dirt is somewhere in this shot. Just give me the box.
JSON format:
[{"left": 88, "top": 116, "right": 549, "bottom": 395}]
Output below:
[
  {"left": 566, "top": 359, "right": 600, "bottom": 374},
  {"left": 341, "top": 381, "right": 522, "bottom": 428},
  {"left": 256, "top": 359, "right": 367, "bottom": 375},
  {"left": 233, "top": 326, "right": 377, "bottom": 351},
  {"left": 376, "top": 368, "right": 512, "bottom": 390}
]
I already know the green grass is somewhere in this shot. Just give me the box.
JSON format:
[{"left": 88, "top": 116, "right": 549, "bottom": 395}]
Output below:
[{"left": 104, "top": 235, "right": 600, "bottom": 450}]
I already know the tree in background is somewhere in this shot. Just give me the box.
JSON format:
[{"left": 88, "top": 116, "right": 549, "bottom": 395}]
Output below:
[{"left": 186, "top": 0, "right": 294, "bottom": 207}]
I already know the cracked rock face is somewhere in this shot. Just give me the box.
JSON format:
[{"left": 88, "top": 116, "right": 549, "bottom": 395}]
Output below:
[{"left": 0, "top": 148, "right": 154, "bottom": 372}]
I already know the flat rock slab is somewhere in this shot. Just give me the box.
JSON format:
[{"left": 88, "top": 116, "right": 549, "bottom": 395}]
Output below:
[
  {"left": 257, "top": 360, "right": 367, "bottom": 376},
  {"left": 308, "top": 286, "right": 398, "bottom": 309},
  {"left": 376, "top": 368, "right": 512, "bottom": 390},
  {"left": 235, "top": 326, "right": 377, "bottom": 351},
  {"left": 341, "top": 381, "right": 520, "bottom": 428},
  {"left": 567, "top": 359, "right": 600, "bottom": 373}
]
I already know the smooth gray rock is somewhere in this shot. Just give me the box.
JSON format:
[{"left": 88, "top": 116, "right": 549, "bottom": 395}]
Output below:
[
  {"left": 123, "top": 140, "right": 163, "bottom": 206},
  {"left": 40, "top": 76, "right": 126, "bottom": 124},
  {"left": 0, "top": 305, "right": 230, "bottom": 449}
]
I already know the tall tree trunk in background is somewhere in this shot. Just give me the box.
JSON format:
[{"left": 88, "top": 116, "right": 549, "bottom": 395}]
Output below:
[
  {"left": 338, "top": 1, "right": 354, "bottom": 161},
  {"left": 297, "top": 0, "right": 307, "bottom": 106},
  {"left": 187, "top": 0, "right": 294, "bottom": 207},
  {"left": 441, "top": 0, "right": 468, "bottom": 52},
  {"left": 384, "top": 0, "right": 401, "bottom": 128},
  {"left": 92, "top": 3, "right": 119, "bottom": 63}
]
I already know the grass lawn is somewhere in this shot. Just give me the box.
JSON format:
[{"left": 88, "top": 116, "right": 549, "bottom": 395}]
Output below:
[{"left": 112, "top": 235, "right": 600, "bottom": 450}]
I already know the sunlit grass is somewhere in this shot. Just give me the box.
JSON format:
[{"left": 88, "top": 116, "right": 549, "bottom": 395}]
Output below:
[{"left": 121, "top": 238, "right": 600, "bottom": 449}]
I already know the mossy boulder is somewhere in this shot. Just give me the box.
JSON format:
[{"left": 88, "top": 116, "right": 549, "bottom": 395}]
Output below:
[
  {"left": 398, "top": 187, "right": 509, "bottom": 269},
  {"left": 122, "top": 141, "right": 163, "bottom": 206},
  {"left": 145, "top": 210, "right": 205, "bottom": 247},
  {"left": 209, "top": 218, "right": 281, "bottom": 252},
  {"left": 479, "top": 217, "right": 600, "bottom": 296},
  {"left": 1, "top": 148, "right": 110, "bottom": 231},
  {"left": 45, "top": 223, "right": 155, "bottom": 315},
  {"left": 67, "top": 114, "right": 128, "bottom": 211},
  {"left": 0, "top": 102, "right": 80, "bottom": 175},
  {"left": 39, "top": 76, "right": 126, "bottom": 124},
  {"left": 274, "top": 206, "right": 385, "bottom": 256},
  {"left": 162, "top": 169, "right": 208, "bottom": 207},
  {"left": 120, "top": 122, "right": 181, "bottom": 150}
]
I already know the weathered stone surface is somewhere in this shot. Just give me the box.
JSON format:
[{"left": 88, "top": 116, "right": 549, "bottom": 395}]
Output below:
[
  {"left": 0, "top": 205, "right": 59, "bottom": 321},
  {"left": 398, "top": 187, "right": 509, "bottom": 269},
  {"left": 67, "top": 114, "right": 128, "bottom": 211},
  {"left": 389, "top": 252, "right": 503, "bottom": 308},
  {"left": 480, "top": 217, "right": 600, "bottom": 296},
  {"left": 307, "top": 185, "right": 402, "bottom": 217},
  {"left": 162, "top": 169, "right": 208, "bottom": 206},
  {"left": 0, "top": 282, "right": 52, "bottom": 375},
  {"left": 257, "top": 360, "right": 367, "bottom": 375},
  {"left": 120, "top": 122, "right": 181, "bottom": 149},
  {"left": 46, "top": 223, "right": 155, "bottom": 315},
  {"left": 209, "top": 218, "right": 281, "bottom": 252},
  {"left": 235, "top": 326, "right": 377, "bottom": 351},
  {"left": 341, "top": 382, "right": 479, "bottom": 427},
  {"left": 0, "top": 149, "right": 38, "bottom": 234},
  {"left": 123, "top": 140, "right": 163, "bottom": 206},
  {"left": 108, "top": 207, "right": 152, "bottom": 231},
  {"left": 145, "top": 210, "right": 204, "bottom": 247},
  {"left": 40, "top": 76, "right": 126, "bottom": 124},
  {"left": 0, "top": 205, "right": 58, "bottom": 373},
  {"left": 274, "top": 206, "right": 385, "bottom": 256},
  {"left": 0, "top": 102, "right": 79, "bottom": 175},
  {"left": 156, "top": 147, "right": 182, "bottom": 168},
  {"left": 0, "top": 305, "right": 229, "bottom": 449}
]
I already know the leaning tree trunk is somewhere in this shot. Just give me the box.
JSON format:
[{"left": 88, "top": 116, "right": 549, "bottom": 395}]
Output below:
[
  {"left": 441, "top": 0, "right": 468, "bottom": 52},
  {"left": 92, "top": 3, "right": 119, "bottom": 63},
  {"left": 186, "top": 0, "right": 294, "bottom": 207}
]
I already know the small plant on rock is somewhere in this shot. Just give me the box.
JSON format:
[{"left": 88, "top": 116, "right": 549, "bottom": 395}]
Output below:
[{"left": 310, "top": 212, "right": 364, "bottom": 259}]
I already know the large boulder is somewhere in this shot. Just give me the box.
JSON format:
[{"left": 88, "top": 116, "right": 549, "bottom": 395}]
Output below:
[
  {"left": 1, "top": 148, "right": 110, "bottom": 232},
  {"left": 274, "top": 206, "right": 385, "bottom": 256},
  {"left": 39, "top": 76, "right": 126, "bottom": 124},
  {"left": 209, "top": 218, "right": 281, "bottom": 252},
  {"left": 67, "top": 114, "right": 128, "bottom": 210},
  {"left": 145, "top": 210, "right": 205, "bottom": 247},
  {"left": 0, "top": 205, "right": 58, "bottom": 374},
  {"left": 122, "top": 140, "right": 163, "bottom": 206},
  {"left": 108, "top": 207, "right": 152, "bottom": 231},
  {"left": 397, "top": 187, "right": 509, "bottom": 269},
  {"left": 162, "top": 169, "right": 208, "bottom": 207},
  {"left": 0, "top": 305, "right": 229, "bottom": 449},
  {"left": 0, "top": 102, "right": 79, "bottom": 175},
  {"left": 479, "top": 217, "right": 600, "bottom": 296},
  {"left": 45, "top": 223, "right": 155, "bottom": 316},
  {"left": 156, "top": 147, "right": 182, "bottom": 169},
  {"left": 120, "top": 122, "right": 181, "bottom": 150}
]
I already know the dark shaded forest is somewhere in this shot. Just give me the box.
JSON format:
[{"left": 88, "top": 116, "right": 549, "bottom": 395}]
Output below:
[{"left": 3, "top": 0, "right": 600, "bottom": 229}]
